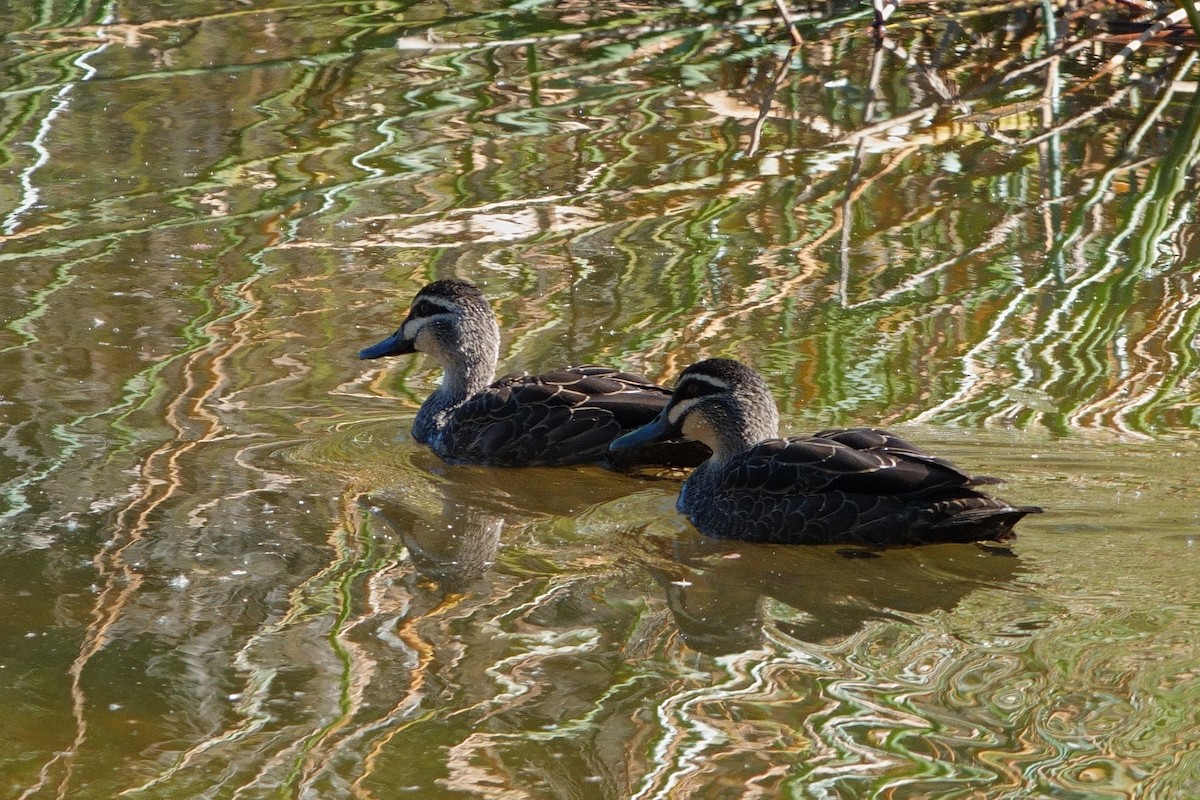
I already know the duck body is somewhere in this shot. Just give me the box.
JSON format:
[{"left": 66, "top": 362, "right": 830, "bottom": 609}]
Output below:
[
  {"left": 419, "top": 365, "right": 702, "bottom": 468},
  {"left": 679, "top": 427, "right": 1034, "bottom": 545},
  {"left": 611, "top": 359, "right": 1041, "bottom": 545},
  {"left": 359, "top": 280, "right": 707, "bottom": 469}
]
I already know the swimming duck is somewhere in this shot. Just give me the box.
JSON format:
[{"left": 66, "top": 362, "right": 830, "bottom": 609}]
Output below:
[
  {"left": 610, "top": 358, "right": 1041, "bottom": 545},
  {"left": 358, "top": 279, "right": 708, "bottom": 469}
]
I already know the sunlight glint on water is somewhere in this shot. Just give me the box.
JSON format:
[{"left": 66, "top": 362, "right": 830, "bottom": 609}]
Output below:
[{"left": 1, "top": 2, "right": 1199, "bottom": 798}]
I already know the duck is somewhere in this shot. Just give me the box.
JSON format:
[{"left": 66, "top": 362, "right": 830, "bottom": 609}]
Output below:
[
  {"left": 358, "top": 279, "right": 709, "bottom": 469},
  {"left": 610, "top": 358, "right": 1042, "bottom": 545}
]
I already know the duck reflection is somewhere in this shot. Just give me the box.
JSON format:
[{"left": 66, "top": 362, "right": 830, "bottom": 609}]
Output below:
[
  {"left": 357, "top": 443, "right": 1022, "bottom": 657},
  {"left": 365, "top": 493, "right": 505, "bottom": 593},
  {"left": 362, "top": 448, "right": 1021, "bottom": 656},
  {"left": 639, "top": 534, "right": 1022, "bottom": 655},
  {"left": 361, "top": 447, "right": 664, "bottom": 593}
]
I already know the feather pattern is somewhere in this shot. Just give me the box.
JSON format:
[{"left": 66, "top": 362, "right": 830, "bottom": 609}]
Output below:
[
  {"left": 359, "top": 281, "right": 708, "bottom": 469},
  {"left": 433, "top": 366, "right": 701, "bottom": 467},
  {"left": 612, "top": 359, "right": 1041, "bottom": 545}
]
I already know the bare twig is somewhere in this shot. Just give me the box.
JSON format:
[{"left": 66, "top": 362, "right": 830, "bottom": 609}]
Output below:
[
  {"left": 872, "top": 0, "right": 902, "bottom": 29},
  {"left": 744, "top": 46, "right": 799, "bottom": 157},
  {"left": 1021, "top": 86, "right": 1134, "bottom": 147},
  {"left": 773, "top": 0, "right": 804, "bottom": 45},
  {"left": 1179, "top": 0, "right": 1200, "bottom": 40}
]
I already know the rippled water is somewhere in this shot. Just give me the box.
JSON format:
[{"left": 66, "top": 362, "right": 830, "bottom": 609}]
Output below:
[{"left": 3, "top": 1, "right": 1200, "bottom": 798}]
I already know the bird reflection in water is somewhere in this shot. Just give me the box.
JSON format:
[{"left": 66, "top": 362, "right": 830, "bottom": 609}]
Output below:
[
  {"left": 364, "top": 492, "right": 505, "bottom": 595},
  {"left": 359, "top": 448, "right": 654, "bottom": 595},
  {"left": 637, "top": 534, "right": 1023, "bottom": 655},
  {"left": 362, "top": 454, "right": 1022, "bottom": 658}
]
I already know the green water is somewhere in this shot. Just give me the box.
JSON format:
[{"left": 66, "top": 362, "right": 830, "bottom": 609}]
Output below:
[{"left": 2, "top": 1, "right": 1200, "bottom": 797}]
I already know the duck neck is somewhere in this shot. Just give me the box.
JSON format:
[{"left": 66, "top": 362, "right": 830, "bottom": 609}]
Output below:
[
  {"left": 688, "top": 405, "right": 778, "bottom": 464},
  {"left": 412, "top": 341, "right": 497, "bottom": 444},
  {"left": 680, "top": 407, "right": 776, "bottom": 518},
  {"left": 707, "top": 428, "right": 761, "bottom": 462}
]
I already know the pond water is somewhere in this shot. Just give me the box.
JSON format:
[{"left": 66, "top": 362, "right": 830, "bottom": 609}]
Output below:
[{"left": 3, "top": 1, "right": 1200, "bottom": 797}]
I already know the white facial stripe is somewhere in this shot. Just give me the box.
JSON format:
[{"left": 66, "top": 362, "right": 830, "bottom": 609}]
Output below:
[
  {"left": 681, "top": 371, "right": 724, "bottom": 391},
  {"left": 667, "top": 396, "right": 703, "bottom": 425},
  {"left": 415, "top": 295, "right": 461, "bottom": 314},
  {"left": 401, "top": 317, "right": 425, "bottom": 341},
  {"left": 401, "top": 313, "right": 452, "bottom": 342}
]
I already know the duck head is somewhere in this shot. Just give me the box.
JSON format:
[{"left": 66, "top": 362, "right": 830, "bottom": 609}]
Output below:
[
  {"left": 358, "top": 279, "right": 500, "bottom": 388},
  {"left": 610, "top": 358, "right": 780, "bottom": 461}
]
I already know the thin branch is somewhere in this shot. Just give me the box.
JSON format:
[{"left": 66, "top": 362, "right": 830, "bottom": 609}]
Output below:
[
  {"left": 872, "top": 0, "right": 902, "bottom": 29},
  {"left": 1021, "top": 86, "right": 1134, "bottom": 147},
  {"left": 773, "top": 0, "right": 804, "bottom": 45},
  {"left": 744, "top": 46, "right": 799, "bottom": 157},
  {"left": 1179, "top": 0, "right": 1200, "bottom": 41}
]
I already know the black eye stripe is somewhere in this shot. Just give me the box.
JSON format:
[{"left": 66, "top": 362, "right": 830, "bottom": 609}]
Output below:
[
  {"left": 675, "top": 378, "right": 721, "bottom": 400},
  {"left": 412, "top": 299, "right": 441, "bottom": 318},
  {"left": 410, "top": 293, "right": 464, "bottom": 319}
]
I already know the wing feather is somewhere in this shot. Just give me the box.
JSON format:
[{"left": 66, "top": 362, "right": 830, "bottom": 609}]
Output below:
[{"left": 439, "top": 366, "right": 702, "bottom": 467}]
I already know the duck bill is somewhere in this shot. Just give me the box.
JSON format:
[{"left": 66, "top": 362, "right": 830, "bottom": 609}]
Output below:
[
  {"left": 610, "top": 410, "right": 681, "bottom": 452},
  {"left": 358, "top": 330, "right": 415, "bottom": 359}
]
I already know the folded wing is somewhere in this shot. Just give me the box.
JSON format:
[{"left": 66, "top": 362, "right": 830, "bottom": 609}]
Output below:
[{"left": 444, "top": 367, "right": 706, "bottom": 467}]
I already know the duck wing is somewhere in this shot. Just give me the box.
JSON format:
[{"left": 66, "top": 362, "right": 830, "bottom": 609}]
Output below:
[
  {"left": 811, "top": 427, "right": 1003, "bottom": 486},
  {"left": 443, "top": 366, "right": 705, "bottom": 468},
  {"left": 728, "top": 435, "right": 980, "bottom": 498},
  {"left": 693, "top": 435, "right": 1038, "bottom": 544},
  {"left": 524, "top": 367, "right": 676, "bottom": 427}
]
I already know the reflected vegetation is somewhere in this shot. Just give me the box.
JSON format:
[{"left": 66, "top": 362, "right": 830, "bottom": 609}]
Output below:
[{"left": 2, "top": 1, "right": 1200, "bottom": 798}]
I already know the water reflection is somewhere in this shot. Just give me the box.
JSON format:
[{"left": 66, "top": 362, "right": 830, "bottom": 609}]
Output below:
[
  {"left": 366, "top": 458, "right": 1022, "bottom": 657},
  {"left": 5, "top": 1, "right": 1200, "bottom": 798},
  {"left": 367, "top": 494, "right": 503, "bottom": 593},
  {"left": 360, "top": 448, "right": 653, "bottom": 593},
  {"left": 643, "top": 538, "right": 1021, "bottom": 655}
]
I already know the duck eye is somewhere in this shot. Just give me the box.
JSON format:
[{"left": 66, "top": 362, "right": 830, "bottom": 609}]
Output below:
[
  {"left": 674, "top": 374, "right": 729, "bottom": 402},
  {"left": 412, "top": 299, "right": 439, "bottom": 318},
  {"left": 674, "top": 379, "right": 704, "bottom": 401}
]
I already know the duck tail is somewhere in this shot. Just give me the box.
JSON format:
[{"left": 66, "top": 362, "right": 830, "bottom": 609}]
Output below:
[
  {"left": 923, "top": 498, "right": 1044, "bottom": 542},
  {"left": 966, "top": 474, "right": 1005, "bottom": 487}
]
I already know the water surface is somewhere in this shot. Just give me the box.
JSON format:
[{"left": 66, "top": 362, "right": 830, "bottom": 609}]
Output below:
[{"left": 2, "top": 1, "right": 1200, "bottom": 797}]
